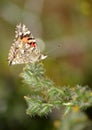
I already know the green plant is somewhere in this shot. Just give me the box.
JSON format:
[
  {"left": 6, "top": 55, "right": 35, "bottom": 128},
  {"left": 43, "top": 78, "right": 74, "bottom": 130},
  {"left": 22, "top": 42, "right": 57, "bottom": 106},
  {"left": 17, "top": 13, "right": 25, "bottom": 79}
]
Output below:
[{"left": 20, "top": 63, "right": 92, "bottom": 117}]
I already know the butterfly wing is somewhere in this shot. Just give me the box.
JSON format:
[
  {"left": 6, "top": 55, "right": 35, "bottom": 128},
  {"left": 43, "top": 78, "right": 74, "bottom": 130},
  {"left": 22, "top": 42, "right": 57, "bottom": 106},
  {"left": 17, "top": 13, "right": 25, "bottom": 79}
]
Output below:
[{"left": 8, "top": 24, "right": 47, "bottom": 65}]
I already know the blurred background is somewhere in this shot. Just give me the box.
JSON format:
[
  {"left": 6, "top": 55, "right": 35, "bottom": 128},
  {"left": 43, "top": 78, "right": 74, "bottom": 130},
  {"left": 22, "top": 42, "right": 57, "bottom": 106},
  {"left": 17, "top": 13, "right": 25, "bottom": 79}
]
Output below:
[{"left": 0, "top": 0, "right": 92, "bottom": 130}]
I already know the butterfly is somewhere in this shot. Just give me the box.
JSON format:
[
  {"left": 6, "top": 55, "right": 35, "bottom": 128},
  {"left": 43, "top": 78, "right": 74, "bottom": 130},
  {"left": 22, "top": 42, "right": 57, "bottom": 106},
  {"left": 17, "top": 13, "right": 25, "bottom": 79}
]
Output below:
[{"left": 8, "top": 23, "right": 47, "bottom": 65}]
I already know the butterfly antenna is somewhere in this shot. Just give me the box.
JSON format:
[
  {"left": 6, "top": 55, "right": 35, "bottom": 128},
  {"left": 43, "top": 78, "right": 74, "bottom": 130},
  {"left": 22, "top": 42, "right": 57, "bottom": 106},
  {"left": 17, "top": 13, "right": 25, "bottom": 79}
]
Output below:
[{"left": 46, "top": 43, "right": 63, "bottom": 55}]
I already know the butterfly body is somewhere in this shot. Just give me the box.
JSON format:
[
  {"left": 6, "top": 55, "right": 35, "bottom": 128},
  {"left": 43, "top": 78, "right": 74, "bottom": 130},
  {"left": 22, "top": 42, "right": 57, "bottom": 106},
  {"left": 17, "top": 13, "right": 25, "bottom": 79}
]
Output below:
[{"left": 8, "top": 23, "right": 47, "bottom": 65}]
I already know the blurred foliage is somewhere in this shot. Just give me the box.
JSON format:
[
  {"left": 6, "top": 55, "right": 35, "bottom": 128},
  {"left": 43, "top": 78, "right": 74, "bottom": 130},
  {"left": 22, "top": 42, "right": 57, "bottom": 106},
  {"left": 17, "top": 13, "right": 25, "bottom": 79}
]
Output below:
[{"left": 0, "top": 0, "right": 92, "bottom": 130}]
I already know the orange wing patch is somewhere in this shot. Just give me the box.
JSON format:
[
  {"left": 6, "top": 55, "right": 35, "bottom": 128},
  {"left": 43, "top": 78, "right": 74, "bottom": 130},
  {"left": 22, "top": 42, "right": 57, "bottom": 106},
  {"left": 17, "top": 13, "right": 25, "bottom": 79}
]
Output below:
[{"left": 18, "top": 37, "right": 29, "bottom": 43}]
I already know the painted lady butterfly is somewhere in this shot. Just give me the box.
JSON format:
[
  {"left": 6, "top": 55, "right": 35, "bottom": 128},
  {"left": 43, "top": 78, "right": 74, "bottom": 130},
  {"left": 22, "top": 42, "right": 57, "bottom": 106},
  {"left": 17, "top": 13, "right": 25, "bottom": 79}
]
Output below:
[{"left": 8, "top": 23, "right": 47, "bottom": 65}]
